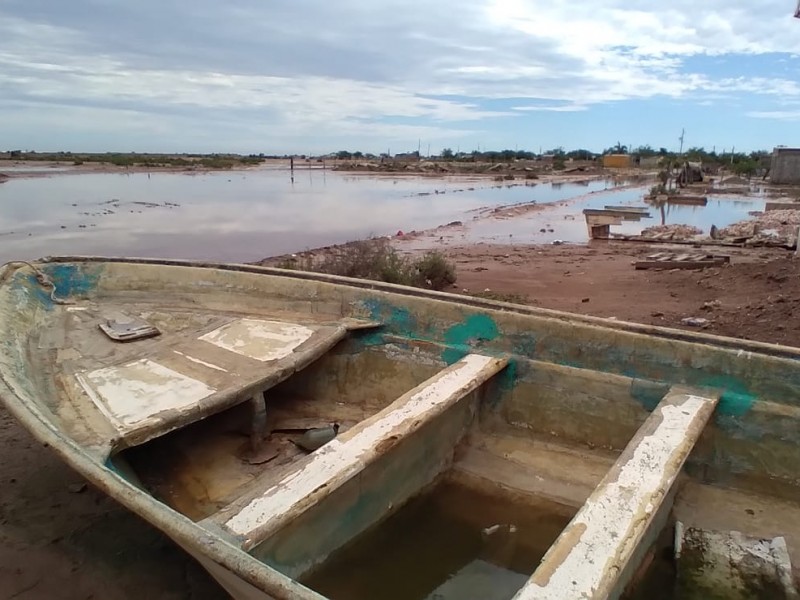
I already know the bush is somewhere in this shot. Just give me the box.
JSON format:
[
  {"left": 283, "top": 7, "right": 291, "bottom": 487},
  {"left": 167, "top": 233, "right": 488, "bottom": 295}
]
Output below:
[
  {"left": 275, "top": 239, "right": 456, "bottom": 290},
  {"left": 553, "top": 158, "right": 566, "bottom": 170},
  {"left": 414, "top": 251, "right": 456, "bottom": 289}
]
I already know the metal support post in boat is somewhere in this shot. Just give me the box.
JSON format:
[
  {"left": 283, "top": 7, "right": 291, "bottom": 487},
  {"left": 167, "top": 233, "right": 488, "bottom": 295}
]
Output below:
[{"left": 250, "top": 393, "right": 267, "bottom": 453}]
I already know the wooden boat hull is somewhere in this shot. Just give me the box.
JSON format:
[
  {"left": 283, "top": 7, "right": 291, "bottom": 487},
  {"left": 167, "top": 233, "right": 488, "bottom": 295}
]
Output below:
[{"left": 2, "top": 257, "right": 799, "bottom": 599}]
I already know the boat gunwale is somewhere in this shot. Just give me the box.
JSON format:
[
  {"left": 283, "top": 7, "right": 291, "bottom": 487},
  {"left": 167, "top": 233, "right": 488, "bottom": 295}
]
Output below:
[{"left": 40, "top": 254, "right": 800, "bottom": 361}]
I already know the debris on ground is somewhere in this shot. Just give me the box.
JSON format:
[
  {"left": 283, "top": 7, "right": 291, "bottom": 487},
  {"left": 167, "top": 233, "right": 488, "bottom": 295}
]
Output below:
[
  {"left": 719, "top": 209, "right": 800, "bottom": 241},
  {"left": 641, "top": 224, "right": 703, "bottom": 240},
  {"left": 681, "top": 317, "right": 711, "bottom": 328}
]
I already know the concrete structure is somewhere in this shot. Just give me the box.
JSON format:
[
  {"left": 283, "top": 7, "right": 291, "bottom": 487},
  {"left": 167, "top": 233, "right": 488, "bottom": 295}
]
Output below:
[{"left": 770, "top": 147, "right": 800, "bottom": 184}]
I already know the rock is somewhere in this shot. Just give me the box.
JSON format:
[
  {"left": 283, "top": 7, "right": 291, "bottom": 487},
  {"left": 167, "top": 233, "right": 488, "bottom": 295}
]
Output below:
[
  {"left": 681, "top": 317, "right": 710, "bottom": 327},
  {"left": 651, "top": 311, "right": 665, "bottom": 318},
  {"left": 68, "top": 482, "right": 87, "bottom": 494},
  {"left": 581, "top": 297, "right": 590, "bottom": 303},
  {"left": 701, "top": 300, "right": 722, "bottom": 311}
]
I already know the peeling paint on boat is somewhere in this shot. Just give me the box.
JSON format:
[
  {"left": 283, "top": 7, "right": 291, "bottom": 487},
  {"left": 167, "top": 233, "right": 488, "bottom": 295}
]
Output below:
[
  {"left": 200, "top": 319, "right": 315, "bottom": 362},
  {"left": 173, "top": 350, "right": 229, "bottom": 373},
  {"left": 80, "top": 359, "right": 216, "bottom": 428},
  {"left": 223, "top": 354, "right": 501, "bottom": 543},
  {"left": 516, "top": 393, "right": 717, "bottom": 600}
]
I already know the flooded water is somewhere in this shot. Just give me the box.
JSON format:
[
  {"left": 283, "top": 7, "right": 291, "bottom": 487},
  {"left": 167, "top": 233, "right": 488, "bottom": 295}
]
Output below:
[
  {"left": 0, "top": 168, "right": 767, "bottom": 263},
  {"left": 302, "top": 480, "right": 573, "bottom": 600},
  {"left": 457, "top": 190, "right": 766, "bottom": 246}
]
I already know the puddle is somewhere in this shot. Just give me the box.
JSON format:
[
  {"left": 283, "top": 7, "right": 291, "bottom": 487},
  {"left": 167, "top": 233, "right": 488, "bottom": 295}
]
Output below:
[
  {"left": 405, "top": 187, "right": 768, "bottom": 249},
  {"left": 301, "top": 479, "right": 572, "bottom": 600}
]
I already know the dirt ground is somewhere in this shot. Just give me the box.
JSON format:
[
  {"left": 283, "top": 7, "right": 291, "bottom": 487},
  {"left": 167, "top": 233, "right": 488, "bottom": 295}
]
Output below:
[
  {"left": 442, "top": 242, "right": 800, "bottom": 346},
  {"left": 0, "top": 407, "right": 226, "bottom": 599}
]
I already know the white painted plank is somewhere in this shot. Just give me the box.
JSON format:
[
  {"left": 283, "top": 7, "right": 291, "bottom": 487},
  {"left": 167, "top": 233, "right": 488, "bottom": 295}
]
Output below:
[
  {"left": 78, "top": 359, "right": 216, "bottom": 429},
  {"left": 218, "top": 353, "right": 507, "bottom": 548},
  {"left": 199, "top": 318, "right": 315, "bottom": 362},
  {"left": 513, "top": 388, "right": 718, "bottom": 600}
]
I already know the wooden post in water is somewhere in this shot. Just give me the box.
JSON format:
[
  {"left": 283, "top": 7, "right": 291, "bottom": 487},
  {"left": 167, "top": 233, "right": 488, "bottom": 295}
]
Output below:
[{"left": 795, "top": 225, "right": 800, "bottom": 258}]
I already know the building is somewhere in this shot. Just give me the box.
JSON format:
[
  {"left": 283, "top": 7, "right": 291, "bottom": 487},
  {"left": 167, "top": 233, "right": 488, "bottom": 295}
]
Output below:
[
  {"left": 602, "top": 154, "right": 632, "bottom": 169},
  {"left": 770, "top": 147, "right": 800, "bottom": 184}
]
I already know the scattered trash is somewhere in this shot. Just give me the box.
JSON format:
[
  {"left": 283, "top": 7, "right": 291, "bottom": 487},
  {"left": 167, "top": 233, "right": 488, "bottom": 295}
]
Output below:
[
  {"left": 701, "top": 300, "right": 722, "bottom": 311},
  {"left": 293, "top": 423, "right": 340, "bottom": 452}
]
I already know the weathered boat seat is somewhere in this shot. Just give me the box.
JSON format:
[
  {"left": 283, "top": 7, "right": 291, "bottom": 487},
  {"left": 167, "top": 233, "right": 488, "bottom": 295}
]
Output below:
[
  {"left": 203, "top": 353, "right": 509, "bottom": 550},
  {"left": 75, "top": 317, "right": 375, "bottom": 449},
  {"left": 512, "top": 386, "right": 719, "bottom": 600}
]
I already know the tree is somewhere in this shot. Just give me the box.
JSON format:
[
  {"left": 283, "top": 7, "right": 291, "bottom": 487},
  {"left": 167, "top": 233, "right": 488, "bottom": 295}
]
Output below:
[
  {"left": 441, "top": 148, "right": 454, "bottom": 159},
  {"left": 732, "top": 159, "right": 758, "bottom": 179}
]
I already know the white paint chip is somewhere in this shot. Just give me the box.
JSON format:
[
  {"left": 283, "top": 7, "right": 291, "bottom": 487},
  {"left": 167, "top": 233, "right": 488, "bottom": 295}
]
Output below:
[
  {"left": 223, "top": 354, "right": 500, "bottom": 543},
  {"left": 199, "top": 319, "right": 315, "bottom": 362},
  {"left": 80, "top": 359, "right": 215, "bottom": 428}
]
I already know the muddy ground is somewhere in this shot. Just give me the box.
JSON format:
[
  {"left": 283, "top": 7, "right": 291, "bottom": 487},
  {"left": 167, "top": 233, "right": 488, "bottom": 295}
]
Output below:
[
  {"left": 440, "top": 242, "right": 799, "bottom": 346},
  {"left": 0, "top": 406, "right": 226, "bottom": 599}
]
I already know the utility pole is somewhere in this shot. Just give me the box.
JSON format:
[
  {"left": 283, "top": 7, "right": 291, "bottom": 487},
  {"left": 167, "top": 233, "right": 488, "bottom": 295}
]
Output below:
[{"left": 678, "top": 128, "right": 685, "bottom": 156}]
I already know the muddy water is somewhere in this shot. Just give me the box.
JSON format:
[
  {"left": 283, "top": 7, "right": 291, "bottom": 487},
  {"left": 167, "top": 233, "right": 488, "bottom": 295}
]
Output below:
[
  {"left": 0, "top": 168, "right": 767, "bottom": 263},
  {"left": 302, "top": 479, "right": 573, "bottom": 600}
]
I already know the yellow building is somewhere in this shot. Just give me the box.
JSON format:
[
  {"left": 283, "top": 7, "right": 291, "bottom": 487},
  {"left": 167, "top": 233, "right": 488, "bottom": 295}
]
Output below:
[{"left": 602, "top": 154, "right": 632, "bottom": 169}]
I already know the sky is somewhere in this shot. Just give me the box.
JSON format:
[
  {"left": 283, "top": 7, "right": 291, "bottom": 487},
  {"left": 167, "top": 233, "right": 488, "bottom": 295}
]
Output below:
[{"left": 1, "top": 0, "right": 800, "bottom": 155}]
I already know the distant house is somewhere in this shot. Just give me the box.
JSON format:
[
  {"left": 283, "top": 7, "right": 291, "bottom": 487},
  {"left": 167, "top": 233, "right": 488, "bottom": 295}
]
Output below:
[
  {"left": 394, "top": 151, "right": 420, "bottom": 162},
  {"left": 602, "top": 154, "right": 632, "bottom": 169},
  {"left": 770, "top": 147, "right": 800, "bottom": 184}
]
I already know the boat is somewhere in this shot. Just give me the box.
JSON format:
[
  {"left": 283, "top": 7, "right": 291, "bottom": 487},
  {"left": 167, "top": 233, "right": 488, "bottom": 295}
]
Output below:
[{"left": 1, "top": 256, "right": 799, "bottom": 599}]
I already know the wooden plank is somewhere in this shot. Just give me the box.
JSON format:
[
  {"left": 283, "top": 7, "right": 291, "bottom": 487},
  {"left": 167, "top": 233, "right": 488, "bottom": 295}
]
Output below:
[
  {"left": 604, "top": 205, "right": 650, "bottom": 212},
  {"left": 635, "top": 258, "right": 727, "bottom": 270},
  {"left": 512, "top": 387, "right": 719, "bottom": 600},
  {"left": 206, "top": 353, "right": 508, "bottom": 550}
]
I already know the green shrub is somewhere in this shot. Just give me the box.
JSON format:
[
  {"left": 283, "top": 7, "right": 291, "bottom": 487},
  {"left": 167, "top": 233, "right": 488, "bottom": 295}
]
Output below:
[{"left": 274, "top": 240, "right": 456, "bottom": 290}]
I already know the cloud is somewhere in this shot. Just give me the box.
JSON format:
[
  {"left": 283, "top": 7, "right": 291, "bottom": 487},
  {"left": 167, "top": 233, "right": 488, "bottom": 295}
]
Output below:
[
  {"left": 747, "top": 110, "right": 800, "bottom": 120},
  {"left": 1, "top": 0, "right": 800, "bottom": 150},
  {"left": 512, "top": 104, "right": 588, "bottom": 112}
]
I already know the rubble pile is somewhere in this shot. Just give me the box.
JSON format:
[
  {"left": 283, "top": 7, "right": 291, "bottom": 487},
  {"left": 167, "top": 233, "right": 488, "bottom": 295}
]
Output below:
[
  {"left": 641, "top": 224, "right": 703, "bottom": 240},
  {"left": 719, "top": 209, "right": 800, "bottom": 240}
]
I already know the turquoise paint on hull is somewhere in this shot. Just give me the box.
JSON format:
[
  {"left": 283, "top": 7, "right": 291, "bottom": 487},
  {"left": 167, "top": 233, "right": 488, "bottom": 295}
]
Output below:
[
  {"left": 442, "top": 314, "right": 500, "bottom": 365},
  {"left": 717, "top": 391, "right": 757, "bottom": 418},
  {"left": 358, "top": 298, "right": 760, "bottom": 419},
  {"left": 359, "top": 299, "right": 504, "bottom": 366},
  {"left": 19, "top": 263, "right": 101, "bottom": 310}
]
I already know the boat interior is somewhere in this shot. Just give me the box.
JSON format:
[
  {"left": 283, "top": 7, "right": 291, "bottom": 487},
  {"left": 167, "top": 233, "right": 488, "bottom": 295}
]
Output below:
[{"left": 1, "top": 258, "right": 800, "bottom": 600}]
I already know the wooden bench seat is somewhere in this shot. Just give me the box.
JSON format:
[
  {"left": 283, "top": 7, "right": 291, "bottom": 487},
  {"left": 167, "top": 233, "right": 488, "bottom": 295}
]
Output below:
[
  {"left": 204, "top": 353, "right": 508, "bottom": 550},
  {"left": 75, "top": 317, "right": 374, "bottom": 449},
  {"left": 513, "top": 386, "right": 719, "bottom": 600}
]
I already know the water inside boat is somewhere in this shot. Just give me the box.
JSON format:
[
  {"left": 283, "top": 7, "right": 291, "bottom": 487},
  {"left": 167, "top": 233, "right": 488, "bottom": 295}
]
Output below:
[{"left": 1, "top": 258, "right": 799, "bottom": 599}]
